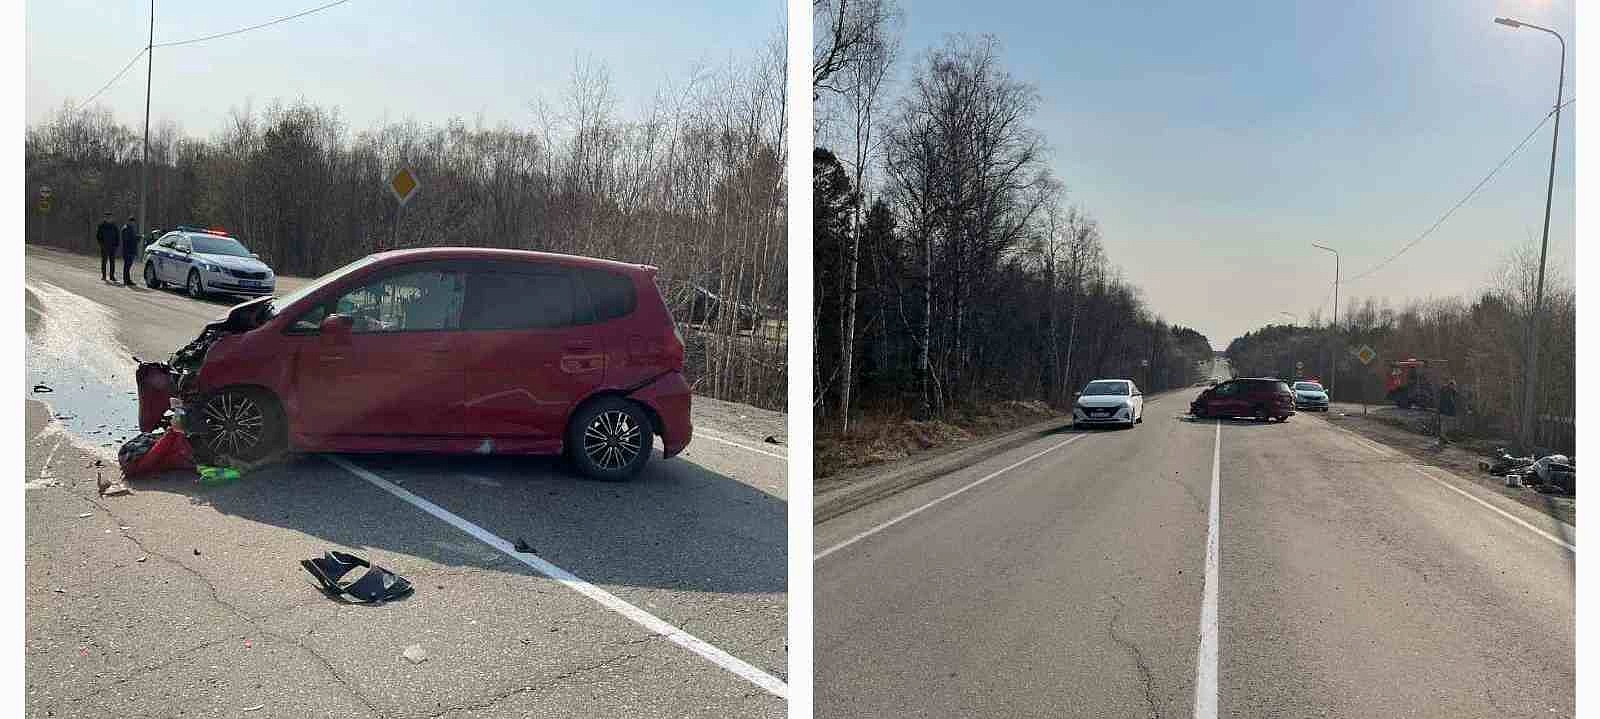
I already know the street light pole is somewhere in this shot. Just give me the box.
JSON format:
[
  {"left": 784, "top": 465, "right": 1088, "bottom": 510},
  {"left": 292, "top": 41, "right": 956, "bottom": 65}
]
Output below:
[
  {"left": 1494, "top": 16, "right": 1565, "bottom": 454},
  {"left": 138, "top": 0, "right": 154, "bottom": 242},
  {"left": 1313, "top": 243, "right": 1339, "bottom": 399}
]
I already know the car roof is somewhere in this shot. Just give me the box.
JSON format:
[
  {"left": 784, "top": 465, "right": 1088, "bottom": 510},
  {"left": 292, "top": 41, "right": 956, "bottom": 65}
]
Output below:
[
  {"left": 370, "top": 247, "right": 656, "bottom": 275},
  {"left": 1086, "top": 378, "right": 1132, "bottom": 385}
]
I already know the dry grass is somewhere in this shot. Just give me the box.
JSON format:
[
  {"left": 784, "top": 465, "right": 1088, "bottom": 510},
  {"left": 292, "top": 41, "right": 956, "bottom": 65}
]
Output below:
[{"left": 816, "top": 399, "right": 1062, "bottom": 479}]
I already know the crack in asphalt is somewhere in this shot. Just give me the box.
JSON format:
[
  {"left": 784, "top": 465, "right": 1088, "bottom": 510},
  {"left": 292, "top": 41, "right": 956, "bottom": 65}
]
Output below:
[
  {"left": 1163, "top": 469, "right": 1206, "bottom": 516},
  {"left": 424, "top": 644, "right": 657, "bottom": 719},
  {"left": 49, "top": 485, "right": 385, "bottom": 719},
  {"left": 1107, "top": 594, "right": 1162, "bottom": 719}
]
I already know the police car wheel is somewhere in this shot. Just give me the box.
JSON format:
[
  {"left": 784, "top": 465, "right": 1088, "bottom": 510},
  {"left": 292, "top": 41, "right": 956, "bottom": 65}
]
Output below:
[
  {"left": 143, "top": 262, "right": 162, "bottom": 289},
  {"left": 187, "top": 270, "right": 206, "bottom": 299}
]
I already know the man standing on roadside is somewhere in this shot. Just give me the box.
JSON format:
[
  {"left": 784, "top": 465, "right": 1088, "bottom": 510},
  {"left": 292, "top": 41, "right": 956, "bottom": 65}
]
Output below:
[
  {"left": 1438, "top": 379, "right": 1459, "bottom": 442},
  {"left": 96, "top": 213, "right": 120, "bottom": 282},
  {"left": 119, "top": 216, "right": 140, "bottom": 286}
]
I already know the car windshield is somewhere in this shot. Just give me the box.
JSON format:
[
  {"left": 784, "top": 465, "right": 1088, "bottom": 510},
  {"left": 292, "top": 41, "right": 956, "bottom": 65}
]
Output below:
[
  {"left": 1294, "top": 382, "right": 1323, "bottom": 391},
  {"left": 267, "top": 255, "right": 379, "bottom": 317},
  {"left": 1082, "top": 381, "right": 1129, "bottom": 396},
  {"left": 190, "top": 235, "right": 252, "bottom": 257}
]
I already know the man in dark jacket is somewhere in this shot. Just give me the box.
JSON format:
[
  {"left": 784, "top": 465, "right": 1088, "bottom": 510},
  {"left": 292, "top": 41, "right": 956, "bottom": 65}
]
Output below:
[
  {"left": 120, "top": 216, "right": 140, "bottom": 286},
  {"left": 96, "top": 213, "right": 120, "bottom": 282}
]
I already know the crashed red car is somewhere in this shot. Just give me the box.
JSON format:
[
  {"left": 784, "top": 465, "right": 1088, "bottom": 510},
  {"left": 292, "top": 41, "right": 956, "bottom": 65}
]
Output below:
[{"left": 137, "top": 248, "right": 692, "bottom": 480}]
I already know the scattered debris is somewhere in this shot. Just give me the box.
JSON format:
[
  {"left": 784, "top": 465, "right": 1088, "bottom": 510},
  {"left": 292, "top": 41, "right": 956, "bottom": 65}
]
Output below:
[
  {"left": 513, "top": 538, "right": 537, "bottom": 554},
  {"left": 31, "top": 384, "right": 53, "bottom": 393},
  {"left": 763, "top": 435, "right": 782, "bottom": 445},
  {"left": 243, "top": 639, "right": 252, "bottom": 649},
  {"left": 242, "top": 705, "right": 265, "bottom": 713},
  {"left": 197, "top": 465, "right": 242, "bottom": 486},
  {"left": 76, "top": 513, "right": 93, "bottom": 519},
  {"left": 119, "top": 429, "right": 195, "bottom": 480},
  {"left": 53, "top": 588, "right": 64, "bottom": 594},
  {"left": 402, "top": 644, "right": 429, "bottom": 664},
  {"left": 136, "top": 556, "right": 147, "bottom": 563},
  {"left": 301, "top": 551, "right": 414, "bottom": 604},
  {"left": 193, "top": 548, "right": 201, "bottom": 556}
]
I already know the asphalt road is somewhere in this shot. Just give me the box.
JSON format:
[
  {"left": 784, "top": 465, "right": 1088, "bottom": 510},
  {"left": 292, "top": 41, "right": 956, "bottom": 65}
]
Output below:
[
  {"left": 814, "top": 394, "right": 1574, "bottom": 718},
  {"left": 25, "top": 245, "right": 787, "bottom": 718}
]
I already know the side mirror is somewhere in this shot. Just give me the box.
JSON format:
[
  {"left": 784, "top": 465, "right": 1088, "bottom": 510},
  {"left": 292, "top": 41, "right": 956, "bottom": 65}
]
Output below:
[
  {"left": 178, "top": 246, "right": 191, "bottom": 254},
  {"left": 320, "top": 314, "right": 354, "bottom": 344}
]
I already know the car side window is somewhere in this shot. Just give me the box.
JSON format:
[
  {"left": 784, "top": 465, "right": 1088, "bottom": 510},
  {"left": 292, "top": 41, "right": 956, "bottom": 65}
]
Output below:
[
  {"left": 1215, "top": 382, "right": 1237, "bottom": 396},
  {"left": 578, "top": 269, "right": 636, "bottom": 321},
  {"left": 336, "top": 267, "right": 464, "bottom": 334},
  {"left": 289, "top": 302, "right": 330, "bottom": 334},
  {"left": 462, "top": 266, "right": 582, "bottom": 330}
]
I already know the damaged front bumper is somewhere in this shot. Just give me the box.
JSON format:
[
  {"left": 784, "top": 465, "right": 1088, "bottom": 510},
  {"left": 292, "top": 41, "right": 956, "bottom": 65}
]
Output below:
[{"left": 136, "top": 298, "right": 270, "bottom": 434}]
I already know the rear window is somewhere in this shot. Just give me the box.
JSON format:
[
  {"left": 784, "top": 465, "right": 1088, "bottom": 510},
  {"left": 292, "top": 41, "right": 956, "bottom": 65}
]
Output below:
[
  {"left": 462, "top": 269, "right": 583, "bottom": 330},
  {"left": 579, "top": 269, "right": 636, "bottom": 321}
]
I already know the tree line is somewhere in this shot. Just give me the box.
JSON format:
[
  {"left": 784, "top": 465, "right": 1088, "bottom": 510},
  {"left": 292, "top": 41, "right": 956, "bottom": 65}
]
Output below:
[
  {"left": 1226, "top": 244, "right": 1575, "bottom": 452},
  {"left": 813, "top": 6, "right": 1213, "bottom": 430},
  {"left": 25, "top": 48, "right": 788, "bottom": 411}
]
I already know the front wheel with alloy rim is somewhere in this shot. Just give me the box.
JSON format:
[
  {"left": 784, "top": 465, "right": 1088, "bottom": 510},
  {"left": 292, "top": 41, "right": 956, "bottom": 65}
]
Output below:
[
  {"left": 567, "top": 397, "right": 653, "bottom": 481},
  {"left": 143, "top": 262, "right": 162, "bottom": 289},
  {"left": 187, "top": 270, "right": 206, "bottom": 299},
  {"left": 192, "top": 387, "right": 286, "bottom": 464}
]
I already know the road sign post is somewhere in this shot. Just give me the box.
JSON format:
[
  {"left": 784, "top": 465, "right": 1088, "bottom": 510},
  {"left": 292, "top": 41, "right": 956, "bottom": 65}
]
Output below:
[
  {"left": 1352, "top": 345, "right": 1377, "bottom": 415},
  {"left": 386, "top": 168, "right": 420, "bottom": 249}
]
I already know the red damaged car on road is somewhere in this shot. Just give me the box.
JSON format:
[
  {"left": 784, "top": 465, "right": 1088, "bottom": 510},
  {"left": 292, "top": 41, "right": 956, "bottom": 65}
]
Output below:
[{"left": 136, "top": 248, "right": 692, "bottom": 480}]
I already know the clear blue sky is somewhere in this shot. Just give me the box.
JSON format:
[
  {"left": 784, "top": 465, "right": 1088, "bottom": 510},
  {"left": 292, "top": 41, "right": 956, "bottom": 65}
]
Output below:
[
  {"left": 885, "top": 0, "right": 1575, "bottom": 348},
  {"left": 26, "top": 0, "right": 783, "bottom": 131}
]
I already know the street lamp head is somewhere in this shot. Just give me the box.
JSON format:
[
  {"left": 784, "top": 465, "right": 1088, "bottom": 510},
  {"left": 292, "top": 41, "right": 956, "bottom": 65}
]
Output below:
[{"left": 1494, "top": 17, "right": 1522, "bottom": 28}]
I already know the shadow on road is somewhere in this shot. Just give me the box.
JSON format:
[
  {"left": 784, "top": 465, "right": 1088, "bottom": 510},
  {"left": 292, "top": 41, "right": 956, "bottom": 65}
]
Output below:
[{"left": 125, "top": 449, "right": 785, "bottom": 595}]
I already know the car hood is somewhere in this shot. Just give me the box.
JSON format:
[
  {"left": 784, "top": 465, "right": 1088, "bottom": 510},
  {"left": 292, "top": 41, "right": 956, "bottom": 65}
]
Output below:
[
  {"left": 193, "top": 252, "right": 270, "bottom": 273},
  {"left": 1295, "top": 391, "right": 1328, "bottom": 399},
  {"left": 1077, "top": 395, "right": 1133, "bottom": 408}
]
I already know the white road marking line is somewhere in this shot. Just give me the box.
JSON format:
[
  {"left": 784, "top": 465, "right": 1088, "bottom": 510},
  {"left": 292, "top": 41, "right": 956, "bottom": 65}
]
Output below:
[
  {"left": 1193, "top": 419, "right": 1220, "bottom": 719},
  {"left": 26, "top": 304, "right": 45, "bottom": 317},
  {"left": 26, "top": 435, "right": 67, "bottom": 490},
  {"left": 814, "top": 434, "right": 1086, "bottom": 561},
  {"left": 1407, "top": 465, "right": 1576, "bottom": 553},
  {"left": 323, "top": 455, "right": 787, "bottom": 698},
  {"left": 694, "top": 431, "right": 786, "bottom": 460},
  {"left": 1323, "top": 418, "right": 1575, "bottom": 553}
]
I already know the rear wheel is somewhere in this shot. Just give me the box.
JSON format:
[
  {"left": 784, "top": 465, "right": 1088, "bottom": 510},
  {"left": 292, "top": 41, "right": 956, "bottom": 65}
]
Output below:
[
  {"left": 143, "top": 262, "right": 162, "bottom": 289},
  {"left": 192, "top": 387, "right": 286, "bottom": 464},
  {"left": 187, "top": 270, "right": 206, "bottom": 299},
  {"left": 567, "top": 397, "right": 653, "bottom": 481}
]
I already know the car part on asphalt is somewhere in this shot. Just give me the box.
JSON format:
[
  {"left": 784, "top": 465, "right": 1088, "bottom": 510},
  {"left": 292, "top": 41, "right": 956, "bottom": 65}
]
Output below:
[
  {"left": 300, "top": 551, "right": 414, "bottom": 604},
  {"left": 118, "top": 428, "right": 196, "bottom": 479},
  {"left": 32, "top": 384, "right": 52, "bottom": 393},
  {"left": 197, "top": 465, "right": 242, "bottom": 486}
]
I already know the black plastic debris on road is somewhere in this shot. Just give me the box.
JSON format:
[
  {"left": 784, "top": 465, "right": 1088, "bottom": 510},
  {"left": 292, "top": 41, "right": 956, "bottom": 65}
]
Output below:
[
  {"left": 301, "top": 550, "right": 414, "bottom": 604},
  {"left": 513, "top": 537, "right": 537, "bottom": 554},
  {"left": 32, "top": 384, "right": 53, "bottom": 393}
]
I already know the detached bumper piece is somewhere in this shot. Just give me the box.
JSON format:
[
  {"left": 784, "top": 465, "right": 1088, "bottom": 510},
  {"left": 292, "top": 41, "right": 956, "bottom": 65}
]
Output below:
[{"left": 300, "top": 551, "right": 414, "bottom": 604}]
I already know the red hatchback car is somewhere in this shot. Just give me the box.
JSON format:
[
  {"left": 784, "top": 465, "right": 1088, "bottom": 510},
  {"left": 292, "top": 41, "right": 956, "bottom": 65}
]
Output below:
[
  {"left": 1189, "top": 377, "right": 1295, "bottom": 422},
  {"left": 136, "top": 248, "right": 692, "bottom": 480}
]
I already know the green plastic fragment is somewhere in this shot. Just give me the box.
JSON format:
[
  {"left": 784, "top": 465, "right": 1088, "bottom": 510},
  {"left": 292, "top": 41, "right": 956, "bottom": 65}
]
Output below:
[{"left": 197, "top": 465, "right": 242, "bottom": 485}]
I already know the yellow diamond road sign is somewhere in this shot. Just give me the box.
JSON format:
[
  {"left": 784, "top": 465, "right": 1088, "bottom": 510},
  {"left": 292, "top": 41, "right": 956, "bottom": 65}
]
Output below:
[
  {"left": 388, "top": 168, "right": 420, "bottom": 206},
  {"left": 1354, "top": 345, "right": 1377, "bottom": 365}
]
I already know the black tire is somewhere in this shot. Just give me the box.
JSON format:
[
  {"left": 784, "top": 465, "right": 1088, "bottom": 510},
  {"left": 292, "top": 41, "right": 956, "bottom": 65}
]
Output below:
[
  {"left": 143, "top": 262, "right": 162, "bottom": 289},
  {"left": 567, "top": 397, "right": 653, "bottom": 481},
  {"left": 187, "top": 270, "right": 206, "bottom": 299},
  {"left": 1253, "top": 404, "right": 1268, "bottom": 422},
  {"left": 190, "top": 387, "right": 286, "bottom": 464}
]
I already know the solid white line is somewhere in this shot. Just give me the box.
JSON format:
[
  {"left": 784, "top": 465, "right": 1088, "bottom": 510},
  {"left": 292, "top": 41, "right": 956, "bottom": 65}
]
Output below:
[
  {"left": 1407, "top": 465, "right": 1576, "bottom": 553},
  {"left": 813, "top": 433, "right": 1086, "bottom": 561},
  {"left": 694, "top": 431, "right": 786, "bottom": 460},
  {"left": 25, "top": 304, "right": 45, "bottom": 317},
  {"left": 1193, "top": 419, "right": 1220, "bottom": 719},
  {"left": 323, "top": 455, "right": 788, "bottom": 698}
]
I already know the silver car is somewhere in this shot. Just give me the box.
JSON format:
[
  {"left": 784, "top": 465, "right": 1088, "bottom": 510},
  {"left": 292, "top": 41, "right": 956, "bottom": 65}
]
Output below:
[{"left": 143, "top": 227, "right": 276, "bottom": 299}]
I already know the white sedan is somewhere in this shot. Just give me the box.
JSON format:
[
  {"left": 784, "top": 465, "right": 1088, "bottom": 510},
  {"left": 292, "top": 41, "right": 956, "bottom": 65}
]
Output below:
[
  {"left": 1072, "top": 379, "right": 1145, "bottom": 428},
  {"left": 143, "top": 227, "right": 276, "bottom": 299}
]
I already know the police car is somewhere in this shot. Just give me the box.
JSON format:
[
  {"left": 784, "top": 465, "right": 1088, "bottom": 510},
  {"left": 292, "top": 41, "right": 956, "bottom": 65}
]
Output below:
[{"left": 142, "top": 226, "right": 276, "bottom": 299}]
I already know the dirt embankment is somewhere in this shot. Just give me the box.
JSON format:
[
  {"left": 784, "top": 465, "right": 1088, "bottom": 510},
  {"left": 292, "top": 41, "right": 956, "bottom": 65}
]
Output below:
[{"left": 816, "top": 400, "right": 1062, "bottom": 481}]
